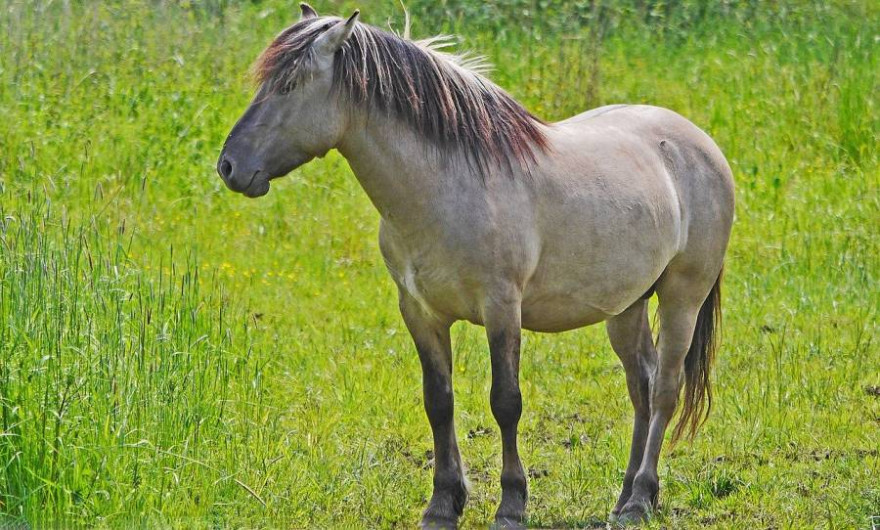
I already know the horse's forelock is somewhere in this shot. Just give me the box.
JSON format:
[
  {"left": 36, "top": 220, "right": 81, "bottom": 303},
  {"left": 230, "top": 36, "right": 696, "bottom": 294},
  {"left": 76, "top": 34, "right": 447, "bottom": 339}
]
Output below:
[{"left": 254, "top": 17, "right": 334, "bottom": 86}]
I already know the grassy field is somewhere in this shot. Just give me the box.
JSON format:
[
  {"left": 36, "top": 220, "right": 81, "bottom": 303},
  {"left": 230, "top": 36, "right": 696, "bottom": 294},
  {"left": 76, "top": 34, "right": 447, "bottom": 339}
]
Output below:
[{"left": 1, "top": 0, "right": 878, "bottom": 528}]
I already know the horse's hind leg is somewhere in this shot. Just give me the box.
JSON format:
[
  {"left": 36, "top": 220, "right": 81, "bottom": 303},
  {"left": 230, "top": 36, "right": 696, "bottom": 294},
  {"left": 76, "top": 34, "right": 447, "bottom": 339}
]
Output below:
[
  {"left": 605, "top": 299, "right": 657, "bottom": 520},
  {"left": 399, "top": 291, "right": 468, "bottom": 529},
  {"left": 618, "top": 266, "right": 721, "bottom": 523}
]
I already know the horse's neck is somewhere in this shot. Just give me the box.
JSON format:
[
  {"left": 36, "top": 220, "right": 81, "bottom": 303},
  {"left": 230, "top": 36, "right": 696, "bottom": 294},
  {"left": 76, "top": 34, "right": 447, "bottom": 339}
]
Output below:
[{"left": 336, "top": 111, "right": 481, "bottom": 226}]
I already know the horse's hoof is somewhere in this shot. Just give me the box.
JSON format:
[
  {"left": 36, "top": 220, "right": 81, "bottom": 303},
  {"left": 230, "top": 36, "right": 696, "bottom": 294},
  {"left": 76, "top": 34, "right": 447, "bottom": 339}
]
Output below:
[
  {"left": 614, "top": 501, "right": 651, "bottom": 526},
  {"left": 491, "top": 515, "right": 526, "bottom": 529},
  {"left": 493, "top": 484, "right": 527, "bottom": 529},
  {"left": 419, "top": 516, "right": 458, "bottom": 529}
]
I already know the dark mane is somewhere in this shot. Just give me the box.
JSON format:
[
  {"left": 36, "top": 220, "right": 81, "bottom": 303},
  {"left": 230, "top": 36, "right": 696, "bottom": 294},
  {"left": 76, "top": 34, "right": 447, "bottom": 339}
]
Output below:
[{"left": 255, "top": 17, "right": 549, "bottom": 173}]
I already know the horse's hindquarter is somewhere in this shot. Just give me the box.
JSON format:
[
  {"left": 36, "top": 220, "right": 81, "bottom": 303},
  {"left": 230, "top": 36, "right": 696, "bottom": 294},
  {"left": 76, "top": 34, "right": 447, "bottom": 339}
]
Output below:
[{"left": 520, "top": 105, "right": 727, "bottom": 331}]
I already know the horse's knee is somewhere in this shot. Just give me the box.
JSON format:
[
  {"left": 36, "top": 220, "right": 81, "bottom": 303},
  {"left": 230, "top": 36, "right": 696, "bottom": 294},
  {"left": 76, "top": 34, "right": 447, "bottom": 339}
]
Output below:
[
  {"left": 490, "top": 384, "right": 522, "bottom": 428},
  {"left": 422, "top": 371, "right": 454, "bottom": 424}
]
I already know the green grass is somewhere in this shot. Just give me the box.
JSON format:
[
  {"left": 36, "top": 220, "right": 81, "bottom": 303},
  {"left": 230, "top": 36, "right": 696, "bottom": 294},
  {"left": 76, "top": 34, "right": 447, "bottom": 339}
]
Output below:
[{"left": 1, "top": 0, "right": 878, "bottom": 528}]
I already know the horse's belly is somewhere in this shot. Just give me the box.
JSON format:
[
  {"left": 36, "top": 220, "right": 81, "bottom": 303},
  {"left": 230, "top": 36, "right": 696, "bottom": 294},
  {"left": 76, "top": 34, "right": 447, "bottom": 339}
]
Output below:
[
  {"left": 520, "top": 280, "right": 634, "bottom": 333},
  {"left": 520, "top": 295, "right": 610, "bottom": 332},
  {"left": 519, "top": 249, "right": 667, "bottom": 332},
  {"left": 385, "top": 237, "right": 666, "bottom": 331}
]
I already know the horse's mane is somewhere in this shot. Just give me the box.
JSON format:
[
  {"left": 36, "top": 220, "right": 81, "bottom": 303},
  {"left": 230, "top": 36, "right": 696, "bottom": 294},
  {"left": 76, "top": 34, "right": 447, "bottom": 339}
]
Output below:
[{"left": 254, "top": 17, "right": 549, "bottom": 173}]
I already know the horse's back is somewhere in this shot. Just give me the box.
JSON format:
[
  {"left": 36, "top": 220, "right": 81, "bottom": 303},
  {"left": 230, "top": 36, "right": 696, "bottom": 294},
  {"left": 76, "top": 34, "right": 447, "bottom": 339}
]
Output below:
[{"left": 556, "top": 104, "right": 734, "bottom": 201}]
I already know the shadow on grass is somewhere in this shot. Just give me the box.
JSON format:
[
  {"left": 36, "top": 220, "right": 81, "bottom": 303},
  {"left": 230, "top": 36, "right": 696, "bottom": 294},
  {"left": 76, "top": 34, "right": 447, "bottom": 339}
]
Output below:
[{"left": 527, "top": 516, "right": 608, "bottom": 529}]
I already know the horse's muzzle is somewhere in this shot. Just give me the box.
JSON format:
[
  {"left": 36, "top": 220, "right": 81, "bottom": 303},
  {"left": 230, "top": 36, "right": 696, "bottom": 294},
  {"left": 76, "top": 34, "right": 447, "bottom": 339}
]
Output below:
[{"left": 217, "top": 151, "right": 270, "bottom": 198}]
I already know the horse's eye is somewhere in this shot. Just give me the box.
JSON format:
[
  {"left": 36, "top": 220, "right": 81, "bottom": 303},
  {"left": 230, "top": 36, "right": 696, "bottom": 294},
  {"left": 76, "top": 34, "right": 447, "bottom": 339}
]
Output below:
[{"left": 278, "top": 81, "right": 295, "bottom": 95}]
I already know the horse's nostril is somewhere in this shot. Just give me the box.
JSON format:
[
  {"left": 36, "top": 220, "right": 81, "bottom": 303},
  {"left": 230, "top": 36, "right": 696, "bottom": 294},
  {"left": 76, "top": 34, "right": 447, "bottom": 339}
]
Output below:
[{"left": 219, "top": 158, "right": 233, "bottom": 180}]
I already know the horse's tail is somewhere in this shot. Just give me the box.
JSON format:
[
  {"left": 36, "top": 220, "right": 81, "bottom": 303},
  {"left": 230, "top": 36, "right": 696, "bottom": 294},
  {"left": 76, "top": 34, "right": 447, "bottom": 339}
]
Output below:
[{"left": 671, "top": 269, "right": 722, "bottom": 443}]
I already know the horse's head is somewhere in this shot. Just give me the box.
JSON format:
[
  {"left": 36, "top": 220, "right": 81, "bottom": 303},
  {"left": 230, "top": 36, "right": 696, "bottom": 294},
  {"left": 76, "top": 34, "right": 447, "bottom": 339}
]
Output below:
[{"left": 217, "top": 4, "right": 359, "bottom": 197}]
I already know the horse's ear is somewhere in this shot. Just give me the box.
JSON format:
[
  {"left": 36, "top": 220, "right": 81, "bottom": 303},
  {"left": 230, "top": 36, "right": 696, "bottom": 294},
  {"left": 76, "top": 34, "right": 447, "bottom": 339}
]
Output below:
[
  {"left": 299, "top": 3, "right": 318, "bottom": 20},
  {"left": 313, "top": 10, "right": 359, "bottom": 58}
]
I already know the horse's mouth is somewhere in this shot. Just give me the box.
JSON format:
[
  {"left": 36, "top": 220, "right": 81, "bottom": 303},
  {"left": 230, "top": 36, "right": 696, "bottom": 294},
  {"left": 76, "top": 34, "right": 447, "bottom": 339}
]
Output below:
[
  {"left": 241, "top": 176, "right": 271, "bottom": 198},
  {"left": 224, "top": 169, "right": 271, "bottom": 198},
  {"left": 228, "top": 155, "right": 314, "bottom": 198}
]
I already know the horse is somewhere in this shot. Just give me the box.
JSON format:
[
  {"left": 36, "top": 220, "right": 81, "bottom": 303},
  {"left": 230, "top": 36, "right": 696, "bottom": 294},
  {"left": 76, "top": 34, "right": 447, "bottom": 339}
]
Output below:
[{"left": 217, "top": 4, "right": 734, "bottom": 527}]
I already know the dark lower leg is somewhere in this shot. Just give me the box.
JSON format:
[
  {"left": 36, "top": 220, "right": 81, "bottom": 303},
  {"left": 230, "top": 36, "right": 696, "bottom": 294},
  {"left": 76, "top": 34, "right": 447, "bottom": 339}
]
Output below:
[
  {"left": 421, "top": 363, "right": 467, "bottom": 525},
  {"left": 620, "top": 385, "right": 676, "bottom": 520},
  {"left": 399, "top": 293, "right": 466, "bottom": 528},
  {"left": 488, "top": 321, "right": 527, "bottom": 525},
  {"left": 613, "top": 387, "right": 651, "bottom": 515}
]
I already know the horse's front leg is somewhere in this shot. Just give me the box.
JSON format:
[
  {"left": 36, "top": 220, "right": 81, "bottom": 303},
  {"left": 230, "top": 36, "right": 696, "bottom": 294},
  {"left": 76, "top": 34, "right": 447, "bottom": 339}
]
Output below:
[
  {"left": 485, "top": 297, "right": 527, "bottom": 528},
  {"left": 399, "top": 291, "right": 468, "bottom": 529}
]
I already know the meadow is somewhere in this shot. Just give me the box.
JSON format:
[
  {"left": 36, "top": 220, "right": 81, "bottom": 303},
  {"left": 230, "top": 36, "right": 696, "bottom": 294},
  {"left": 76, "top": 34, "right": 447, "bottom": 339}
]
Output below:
[{"left": 1, "top": 0, "right": 878, "bottom": 528}]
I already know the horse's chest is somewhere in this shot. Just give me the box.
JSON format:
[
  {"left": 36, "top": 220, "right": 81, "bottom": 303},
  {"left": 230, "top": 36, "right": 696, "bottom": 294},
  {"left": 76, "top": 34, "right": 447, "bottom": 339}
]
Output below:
[
  {"left": 379, "top": 224, "right": 485, "bottom": 323},
  {"left": 403, "top": 260, "right": 479, "bottom": 320}
]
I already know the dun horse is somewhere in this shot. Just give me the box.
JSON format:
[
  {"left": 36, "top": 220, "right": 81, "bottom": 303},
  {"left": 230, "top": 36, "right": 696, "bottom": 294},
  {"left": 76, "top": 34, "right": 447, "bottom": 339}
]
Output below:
[{"left": 218, "top": 5, "right": 734, "bottom": 527}]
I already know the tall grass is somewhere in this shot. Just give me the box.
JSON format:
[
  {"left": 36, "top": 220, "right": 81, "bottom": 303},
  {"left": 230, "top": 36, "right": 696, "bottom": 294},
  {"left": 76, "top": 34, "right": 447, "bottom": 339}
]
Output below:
[
  {"left": 1, "top": 0, "right": 878, "bottom": 527},
  {"left": 0, "top": 198, "right": 276, "bottom": 525}
]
